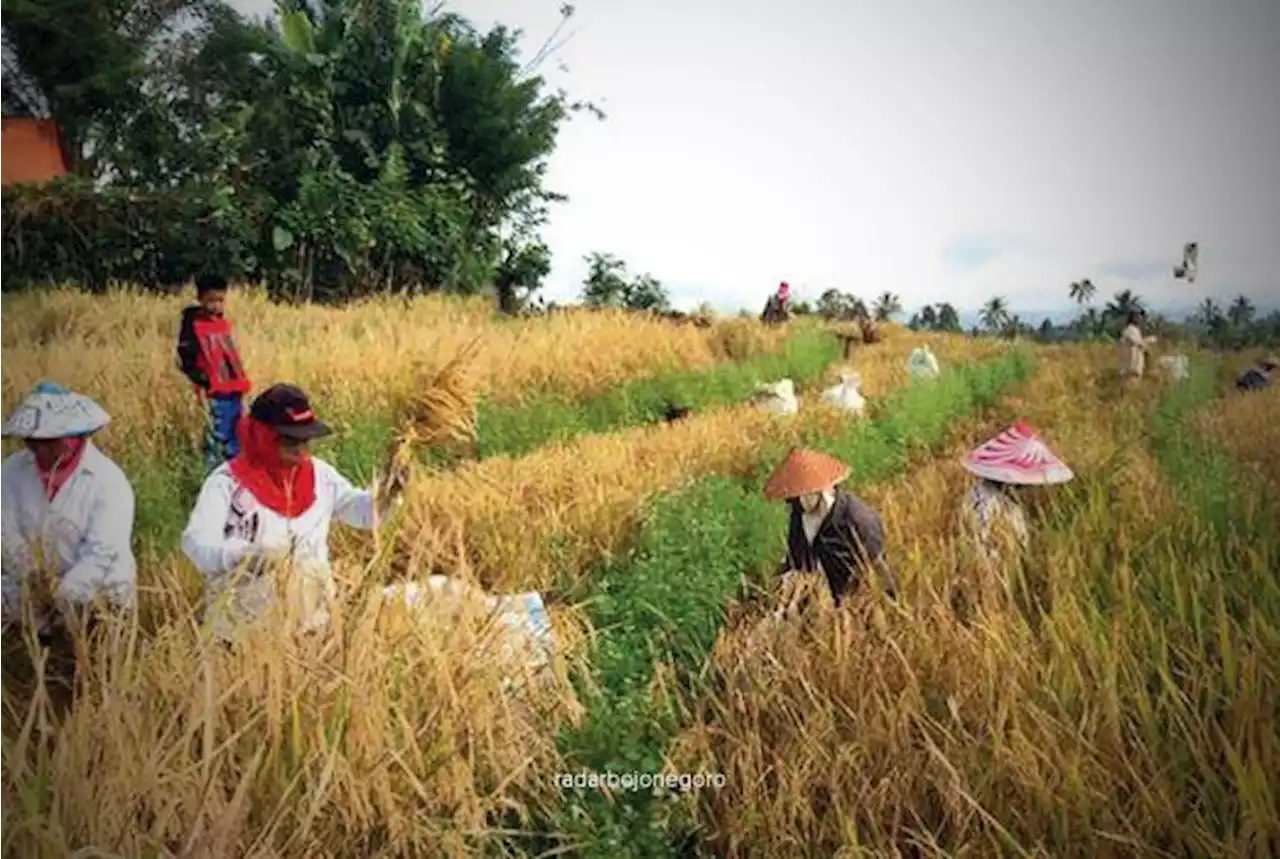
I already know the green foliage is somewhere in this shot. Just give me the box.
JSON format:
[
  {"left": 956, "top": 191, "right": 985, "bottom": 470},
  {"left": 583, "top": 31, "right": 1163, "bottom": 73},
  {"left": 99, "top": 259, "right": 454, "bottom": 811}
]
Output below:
[
  {"left": 815, "top": 288, "right": 869, "bottom": 322},
  {"left": 1, "top": 0, "right": 597, "bottom": 305},
  {"left": 580, "top": 251, "right": 672, "bottom": 312},
  {"left": 532, "top": 350, "right": 1036, "bottom": 858}
]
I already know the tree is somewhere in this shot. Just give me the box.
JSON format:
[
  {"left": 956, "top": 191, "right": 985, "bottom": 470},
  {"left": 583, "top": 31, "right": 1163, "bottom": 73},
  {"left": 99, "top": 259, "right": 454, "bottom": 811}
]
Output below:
[
  {"left": 1069, "top": 278, "right": 1096, "bottom": 306},
  {"left": 493, "top": 238, "right": 550, "bottom": 314},
  {"left": 1038, "top": 318, "right": 1055, "bottom": 339},
  {"left": 0, "top": 0, "right": 212, "bottom": 176},
  {"left": 980, "top": 296, "right": 1009, "bottom": 333},
  {"left": 1228, "top": 295, "right": 1256, "bottom": 329},
  {"left": 1, "top": 0, "right": 602, "bottom": 304},
  {"left": 935, "top": 302, "right": 962, "bottom": 332},
  {"left": 624, "top": 273, "right": 670, "bottom": 312},
  {"left": 873, "top": 291, "right": 902, "bottom": 322},
  {"left": 1104, "top": 289, "right": 1145, "bottom": 321},
  {"left": 919, "top": 304, "right": 938, "bottom": 330},
  {"left": 579, "top": 252, "right": 669, "bottom": 312},
  {"left": 581, "top": 251, "right": 629, "bottom": 307}
]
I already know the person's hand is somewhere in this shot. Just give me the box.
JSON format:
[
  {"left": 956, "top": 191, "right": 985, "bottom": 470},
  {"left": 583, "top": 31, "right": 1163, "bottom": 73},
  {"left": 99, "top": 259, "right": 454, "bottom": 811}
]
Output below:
[{"left": 241, "top": 546, "right": 291, "bottom": 578}]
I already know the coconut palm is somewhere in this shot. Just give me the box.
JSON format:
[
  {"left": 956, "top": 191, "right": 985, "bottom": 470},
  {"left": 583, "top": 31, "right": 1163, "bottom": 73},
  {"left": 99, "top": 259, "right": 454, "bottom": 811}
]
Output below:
[
  {"left": 980, "top": 296, "right": 1009, "bottom": 333},
  {"left": 1105, "top": 289, "right": 1145, "bottom": 321},
  {"left": 873, "top": 291, "right": 903, "bottom": 322},
  {"left": 1069, "top": 278, "right": 1096, "bottom": 306}
]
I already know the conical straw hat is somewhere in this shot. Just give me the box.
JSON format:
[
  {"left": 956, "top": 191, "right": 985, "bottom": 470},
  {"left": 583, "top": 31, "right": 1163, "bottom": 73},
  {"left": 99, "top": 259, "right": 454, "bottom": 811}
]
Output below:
[
  {"left": 963, "top": 421, "right": 1073, "bottom": 486},
  {"left": 763, "top": 447, "right": 851, "bottom": 500}
]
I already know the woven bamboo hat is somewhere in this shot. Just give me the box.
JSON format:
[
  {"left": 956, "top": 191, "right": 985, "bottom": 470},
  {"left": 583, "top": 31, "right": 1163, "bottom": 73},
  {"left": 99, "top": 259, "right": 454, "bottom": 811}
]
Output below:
[
  {"left": 963, "top": 421, "right": 1073, "bottom": 486},
  {"left": 1262, "top": 355, "right": 1279, "bottom": 370},
  {"left": 763, "top": 447, "right": 851, "bottom": 500}
]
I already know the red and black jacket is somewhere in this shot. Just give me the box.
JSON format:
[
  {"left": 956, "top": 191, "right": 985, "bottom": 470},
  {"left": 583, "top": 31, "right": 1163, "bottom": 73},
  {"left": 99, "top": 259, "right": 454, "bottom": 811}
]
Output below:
[{"left": 176, "top": 306, "right": 252, "bottom": 396}]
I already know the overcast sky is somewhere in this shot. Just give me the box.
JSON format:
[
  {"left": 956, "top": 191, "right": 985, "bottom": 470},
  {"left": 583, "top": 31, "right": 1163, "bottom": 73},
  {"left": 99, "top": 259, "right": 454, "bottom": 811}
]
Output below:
[{"left": 230, "top": 0, "right": 1280, "bottom": 315}]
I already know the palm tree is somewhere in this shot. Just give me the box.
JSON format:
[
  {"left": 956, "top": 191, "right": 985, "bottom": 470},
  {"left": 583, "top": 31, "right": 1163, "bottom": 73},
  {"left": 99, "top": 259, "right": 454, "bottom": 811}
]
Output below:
[
  {"left": 979, "top": 296, "right": 1009, "bottom": 333},
  {"left": 1069, "top": 278, "right": 1097, "bottom": 306},
  {"left": 1104, "top": 289, "right": 1145, "bottom": 322},
  {"left": 1228, "top": 295, "right": 1256, "bottom": 329},
  {"left": 873, "top": 292, "right": 903, "bottom": 322}
]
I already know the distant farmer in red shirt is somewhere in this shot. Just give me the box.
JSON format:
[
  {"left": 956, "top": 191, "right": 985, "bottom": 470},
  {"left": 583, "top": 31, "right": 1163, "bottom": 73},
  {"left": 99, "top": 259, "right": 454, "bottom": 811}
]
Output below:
[
  {"left": 176, "top": 274, "right": 252, "bottom": 474},
  {"left": 776, "top": 281, "right": 790, "bottom": 309}
]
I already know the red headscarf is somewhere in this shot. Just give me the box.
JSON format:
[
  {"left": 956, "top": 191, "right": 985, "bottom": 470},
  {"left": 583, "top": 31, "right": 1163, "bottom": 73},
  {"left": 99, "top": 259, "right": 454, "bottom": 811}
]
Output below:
[
  {"left": 34, "top": 436, "right": 89, "bottom": 501},
  {"left": 228, "top": 416, "right": 317, "bottom": 517},
  {"left": 777, "top": 281, "right": 790, "bottom": 303}
]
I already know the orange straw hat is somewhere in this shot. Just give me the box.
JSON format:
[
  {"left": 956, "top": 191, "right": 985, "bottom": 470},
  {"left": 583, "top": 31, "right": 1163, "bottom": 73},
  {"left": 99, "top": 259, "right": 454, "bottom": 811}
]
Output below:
[{"left": 763, "top": 447, "right": 851, "bottom": 500}]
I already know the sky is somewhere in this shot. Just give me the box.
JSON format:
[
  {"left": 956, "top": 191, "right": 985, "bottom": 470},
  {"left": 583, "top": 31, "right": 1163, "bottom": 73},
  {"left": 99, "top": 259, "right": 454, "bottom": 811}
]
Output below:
[{"left": 230, "top": 0, "right": 1280, "bottom": 316}]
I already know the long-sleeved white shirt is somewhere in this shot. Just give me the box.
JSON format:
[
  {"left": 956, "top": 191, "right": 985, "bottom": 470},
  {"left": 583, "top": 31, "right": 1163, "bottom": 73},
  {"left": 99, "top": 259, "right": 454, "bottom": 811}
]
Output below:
[
  {"left": 181, "top": 458, "right": 381, "bottom": 637},
  {"left": 1, "top": 443, "right": 137, "bottom": 620}
]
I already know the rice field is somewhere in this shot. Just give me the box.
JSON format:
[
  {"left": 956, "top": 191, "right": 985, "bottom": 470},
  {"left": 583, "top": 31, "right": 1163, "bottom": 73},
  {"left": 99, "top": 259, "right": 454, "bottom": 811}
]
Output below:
[{"left": 2, "top": 290, "right": 1277, "bottom": 858}]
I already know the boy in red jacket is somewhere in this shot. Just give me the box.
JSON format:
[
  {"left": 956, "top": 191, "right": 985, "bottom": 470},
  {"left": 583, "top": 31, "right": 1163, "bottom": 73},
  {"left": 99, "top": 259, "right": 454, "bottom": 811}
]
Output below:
[{"left": 176, "top": 274, "right": 252, "bottom": 473}]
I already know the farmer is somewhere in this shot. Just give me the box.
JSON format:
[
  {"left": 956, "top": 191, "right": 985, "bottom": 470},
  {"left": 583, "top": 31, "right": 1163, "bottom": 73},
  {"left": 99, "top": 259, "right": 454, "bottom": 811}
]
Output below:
[
  {"left": 1, "top": 383, "right": 136, "bottom": 642},
  {"left": 181, "top": 383, "right": 402, "bottom": 641},
  {"left": 764, "top": 447, "right": 899, "bottom": 608},
  {"left": 176, "top": 273, "right": 252, "bottom": 474},
  {"left": 1117, "top": 311, "right": 1156, "bottom": 386},
  {"left": 957, "top": 421, "right": 1073, "bottom": 575},
  {"left": 761, "top": 282, "right": 791, "bottom": 325},
  {"left": 1235, "top": 354, "right": 1278, "bottom": 392}
]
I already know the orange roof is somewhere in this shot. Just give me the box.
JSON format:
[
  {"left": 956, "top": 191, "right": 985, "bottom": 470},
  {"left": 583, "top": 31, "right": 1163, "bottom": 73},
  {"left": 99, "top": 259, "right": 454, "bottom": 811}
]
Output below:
[{"left": 2, "top": 118, "right": 68, "bottom": 187}]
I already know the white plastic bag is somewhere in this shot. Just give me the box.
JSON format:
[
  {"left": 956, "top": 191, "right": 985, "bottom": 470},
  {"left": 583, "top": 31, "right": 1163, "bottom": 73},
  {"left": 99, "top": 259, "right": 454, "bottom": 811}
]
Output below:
[
  {"left": 907, "top": 346, "right": 941, "bottom": 379},
  {"left": 749, "top": 378, "right": 799, "bottom": 415},
  {"left": 820, "top": 372, "right": 866, "bottom": 416},
  {"left": 1157, "top": 354, "right": 1190, "bottom": 382},
  {"left": 382, "top": 577, "right": 557, "bottom": 681}
]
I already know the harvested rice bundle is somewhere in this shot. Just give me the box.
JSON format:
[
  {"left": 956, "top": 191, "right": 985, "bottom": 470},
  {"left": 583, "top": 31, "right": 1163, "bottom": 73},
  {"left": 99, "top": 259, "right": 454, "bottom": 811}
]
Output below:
[{"left": 376, "top": 336, "right": 483, "bottom": 509}]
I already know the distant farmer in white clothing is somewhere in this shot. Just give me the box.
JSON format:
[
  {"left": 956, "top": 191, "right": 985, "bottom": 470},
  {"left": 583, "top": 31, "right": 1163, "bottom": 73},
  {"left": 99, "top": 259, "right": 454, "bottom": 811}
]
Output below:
[
  {"left": 1, "top": 383, "right": 136, "bottom": 648},
  {"left": 182, "top": 383, "right": 401, "bottom": 641}
]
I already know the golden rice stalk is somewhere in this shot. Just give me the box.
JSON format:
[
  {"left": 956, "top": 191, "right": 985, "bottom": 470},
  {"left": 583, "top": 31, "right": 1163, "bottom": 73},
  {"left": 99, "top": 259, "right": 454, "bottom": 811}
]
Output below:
[{"left": 375, "top": 335, "right": 484, "bottom": 509}]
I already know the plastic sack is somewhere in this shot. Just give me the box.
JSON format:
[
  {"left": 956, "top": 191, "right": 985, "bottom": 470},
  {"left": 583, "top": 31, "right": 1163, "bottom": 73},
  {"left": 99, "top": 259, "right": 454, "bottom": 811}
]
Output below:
[
  {"left": 749, "top": 378, "right": 799, "bottom": 415},
  {"left": 382, "top": 577, "right": 556, "bottom": 680},
  {"left": 820, "top": 372, "right": 866, "bottom": 416},
  {"left": 1157, "top": 354, "right": 1190, "bottom": 382},
  {"left": 907, "top": 346, "right": 941, "bottom": 379}
]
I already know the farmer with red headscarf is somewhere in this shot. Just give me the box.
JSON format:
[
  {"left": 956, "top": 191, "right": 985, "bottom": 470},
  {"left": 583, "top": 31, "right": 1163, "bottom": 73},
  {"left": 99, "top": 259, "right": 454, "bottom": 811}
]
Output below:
[
  {"left": 181, "top": 383, "right": 402, "bottom": 641},
  {"left": 2, "top": 383, "right": 136, "bottom": 634}
]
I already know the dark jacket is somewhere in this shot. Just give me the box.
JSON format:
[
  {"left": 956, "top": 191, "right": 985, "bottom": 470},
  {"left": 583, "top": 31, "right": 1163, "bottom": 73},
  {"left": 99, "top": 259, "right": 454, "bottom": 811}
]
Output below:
[
  {"left": 778, "top": 487, "right": 899, "bottom": 604},
  {"left": 176, "top": 306, "right": 210, "bottom": 389},
  {"left": 1236, "top": 367, "right": 1271, "bottom": 392}
]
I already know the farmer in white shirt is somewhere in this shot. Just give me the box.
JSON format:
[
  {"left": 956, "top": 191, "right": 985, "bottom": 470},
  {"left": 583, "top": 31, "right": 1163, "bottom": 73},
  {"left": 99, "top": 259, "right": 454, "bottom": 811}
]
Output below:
[
  {"left": 1, "top": 383, "right": 137, "bottom": 637},
  {"left": 182, "top": 383, "right": 400, "bottom": 641}
]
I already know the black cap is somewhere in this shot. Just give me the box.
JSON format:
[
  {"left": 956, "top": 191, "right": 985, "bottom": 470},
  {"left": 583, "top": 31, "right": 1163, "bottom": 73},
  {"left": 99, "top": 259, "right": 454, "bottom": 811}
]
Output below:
[{"left": 249, "top": 384, "right": 332, "bottom": 440}]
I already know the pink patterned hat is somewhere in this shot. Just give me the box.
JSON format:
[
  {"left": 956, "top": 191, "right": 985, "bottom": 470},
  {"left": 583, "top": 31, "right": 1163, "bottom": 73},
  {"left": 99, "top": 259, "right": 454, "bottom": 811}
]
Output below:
[{"left": 963, "top": 421, "right": 1073, "bottom": 486}]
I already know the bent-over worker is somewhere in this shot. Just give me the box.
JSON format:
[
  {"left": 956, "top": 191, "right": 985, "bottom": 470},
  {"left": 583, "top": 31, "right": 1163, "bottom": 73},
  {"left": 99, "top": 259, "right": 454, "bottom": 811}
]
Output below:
[
  {"left": 181, "top": 383, "right": 401, "bottom": 640},
  {"left": 1236, "top": 354, "right": 1277, "bottom": 392},
  {"left": 764, "top": 447, "right": 899, "bottom": 607},
  {"left": 1, "top": 383, "right": 136, "bottom": 639},
  {"left": 957, "top": 420, "right": 1073, "bottom": 575}
]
